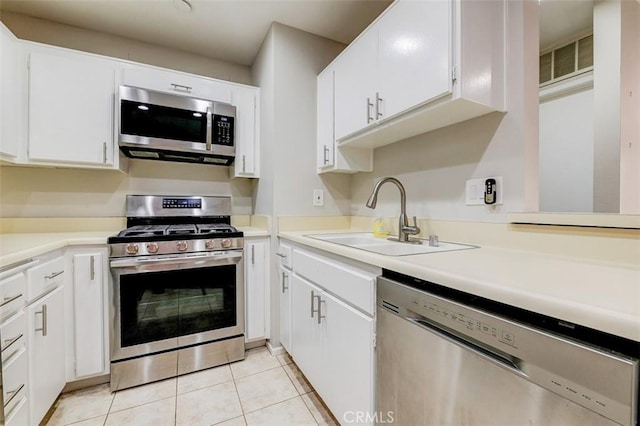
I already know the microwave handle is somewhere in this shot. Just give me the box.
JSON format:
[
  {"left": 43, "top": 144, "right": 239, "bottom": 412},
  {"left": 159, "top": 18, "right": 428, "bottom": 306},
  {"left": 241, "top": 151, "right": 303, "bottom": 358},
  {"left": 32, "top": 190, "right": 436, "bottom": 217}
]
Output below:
[{"left": 206, "top": 106, "right": 213, "bottom": 151}]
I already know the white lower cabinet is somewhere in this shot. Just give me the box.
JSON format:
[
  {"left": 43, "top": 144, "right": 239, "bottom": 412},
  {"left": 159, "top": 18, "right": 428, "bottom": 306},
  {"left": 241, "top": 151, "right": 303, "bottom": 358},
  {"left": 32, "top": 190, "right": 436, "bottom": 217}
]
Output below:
[
  {"left": 279, "top": 265, "right": 292, "bottom": 352},
  {"left": 244, "top": 239, "right": 269, "bottom": 342},
  {"left": 27, "top": 286, "right": 65, "bottom": 425},
  {"left": 65, "top": 248, "right": 109, "bottom": 380},
  {"left": 287, "top": 245, "right": 378, "bottom": 425}
]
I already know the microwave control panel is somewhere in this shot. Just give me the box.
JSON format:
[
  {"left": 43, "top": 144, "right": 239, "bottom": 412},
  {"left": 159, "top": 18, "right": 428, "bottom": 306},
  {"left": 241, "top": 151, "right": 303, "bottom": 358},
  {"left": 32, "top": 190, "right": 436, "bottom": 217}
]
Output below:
[{"left": 213, "top": 115, "right": 234, "bottom": 146}]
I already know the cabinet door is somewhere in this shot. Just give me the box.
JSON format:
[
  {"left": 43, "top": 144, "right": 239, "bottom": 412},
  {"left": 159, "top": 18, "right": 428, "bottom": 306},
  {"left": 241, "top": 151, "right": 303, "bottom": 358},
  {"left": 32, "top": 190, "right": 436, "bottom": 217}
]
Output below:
[
  {"left": 122, "top": 66, "right": 232, "bottom": 103},
  {"left": 245, "top": 240, "right": 267, "bottom": 341},
  {"left": 290, "top": 274, "right": 323, "bottom": 388},
  {"left": 377, "top": 0, "right": 452, "bottom": 119},
  {"left": 279, "top": 266, "right": 291, "bottom": 352},
  {"left": 232, "top": 86, "right": 259, "bottom": 177},
  {"left": 28, "top": 50, "right": 116, "bottom": 166},
  {"left": 0, "top": 24, "right": 22, "bottom": 160},
  {"left": 334, "top": 29, "right": 378, "bottom": 141},
  {"left": 317, "top": 69, "right": 334, "bottom": 169},
  {"left": 320, "top": 290, "right": 375, "bottom": 424},
  {"left": 72, "top": 252, "right": 105, "bottom": 378},
  {"left": 28, "top": 286, "right": 65, "bottom": 425}
]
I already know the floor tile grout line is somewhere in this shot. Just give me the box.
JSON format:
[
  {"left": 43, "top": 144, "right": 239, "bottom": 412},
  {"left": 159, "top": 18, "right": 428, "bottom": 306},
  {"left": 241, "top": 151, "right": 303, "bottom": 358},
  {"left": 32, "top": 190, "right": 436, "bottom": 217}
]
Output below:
[
  {"left": 241, "top": 394, "right": 306, "bottom": 417},
  {"left": 107, "top": 394, "right": 176, "bottom": 415},
  {"left": 231, "top": 363, "right": 283, "bottom": 382},
  {"left": 174, "top": 374, "right": 178, "bottom": 426}
]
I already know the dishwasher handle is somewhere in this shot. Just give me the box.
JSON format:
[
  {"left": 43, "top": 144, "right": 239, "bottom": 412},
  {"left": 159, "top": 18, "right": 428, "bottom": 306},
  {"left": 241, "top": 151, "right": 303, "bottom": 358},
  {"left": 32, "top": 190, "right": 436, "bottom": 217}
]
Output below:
[{"left": 407, "top": 316, "right": 525, "bottom": 376}]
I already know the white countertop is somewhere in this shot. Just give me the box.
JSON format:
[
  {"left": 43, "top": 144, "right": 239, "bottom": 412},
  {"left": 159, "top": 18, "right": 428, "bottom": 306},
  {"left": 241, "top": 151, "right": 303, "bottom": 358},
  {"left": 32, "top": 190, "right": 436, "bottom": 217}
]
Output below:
[
  {"left": 279, "top": 231, "right": 640, "bottom": 342},
  {"left": 0, "top": 226, "right": 268, "bottom": 269}
]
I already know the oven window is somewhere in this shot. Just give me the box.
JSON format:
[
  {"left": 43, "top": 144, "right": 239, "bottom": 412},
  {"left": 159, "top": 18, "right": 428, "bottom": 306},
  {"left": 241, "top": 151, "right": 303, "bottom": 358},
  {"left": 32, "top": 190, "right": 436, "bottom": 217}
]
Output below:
[
  {"left": 119, "top": 265, "right": 236, "bottom": 347},
  {"left": 121, "top": 100, "right": 207, "bottom": 144}
]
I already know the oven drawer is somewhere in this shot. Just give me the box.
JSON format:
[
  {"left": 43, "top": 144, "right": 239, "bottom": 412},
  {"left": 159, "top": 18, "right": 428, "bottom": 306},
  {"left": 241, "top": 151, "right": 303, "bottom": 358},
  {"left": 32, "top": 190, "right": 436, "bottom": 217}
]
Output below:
[
  {"left": 0, "top": 273, "right": 26, "bottom": 321},
  {"left": 1, "top": 311, "right": 26, "bottom": 363},
  {"left": 26, "top": 256, "right": 64, "bottom": 302}
]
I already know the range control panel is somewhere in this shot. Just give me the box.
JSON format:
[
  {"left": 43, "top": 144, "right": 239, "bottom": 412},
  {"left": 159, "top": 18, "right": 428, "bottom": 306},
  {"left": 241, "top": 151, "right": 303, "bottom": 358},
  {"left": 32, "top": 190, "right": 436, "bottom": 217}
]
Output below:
[{"left": 162, "top": 198, "right": 202, "bottom": 209}]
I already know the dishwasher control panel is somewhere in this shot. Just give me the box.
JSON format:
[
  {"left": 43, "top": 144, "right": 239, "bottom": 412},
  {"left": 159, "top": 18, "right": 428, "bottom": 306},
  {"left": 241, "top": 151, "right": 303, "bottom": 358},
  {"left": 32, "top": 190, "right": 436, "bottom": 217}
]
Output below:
[{"left": 409, "top": 295, "right": 518, "bottom": 349}]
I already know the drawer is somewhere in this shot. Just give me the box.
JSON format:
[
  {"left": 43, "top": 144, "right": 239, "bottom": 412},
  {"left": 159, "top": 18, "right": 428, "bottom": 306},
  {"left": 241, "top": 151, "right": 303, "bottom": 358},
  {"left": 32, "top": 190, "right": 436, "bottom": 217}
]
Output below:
[
  {"left": 4, "top": 395, "right": 27, "bottom": 426},
  {"left": 26, "top": 256, "right": 64, "bottom": 302},
  {"left": 2, "top": 347, "right": 27, "bottom": 415},
  {"left": 0, "top": 273, "right": 26, "bottom": 321},
  {"left": 123, "top": 67, "right": 232, "bottom": 103},
  {"left": 293, "top": 249, "right": 376, "bottom": 315},
  {"left": 277, "top": 242, "right": 292, "bottom": 269},
  {"left": 1, "top": 311, "right": 26, "bottom": 363}
]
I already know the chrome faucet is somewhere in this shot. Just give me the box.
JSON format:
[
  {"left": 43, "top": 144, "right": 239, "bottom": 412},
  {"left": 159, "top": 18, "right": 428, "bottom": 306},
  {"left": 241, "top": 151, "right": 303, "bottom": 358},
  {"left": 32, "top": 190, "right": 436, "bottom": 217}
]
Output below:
[{"left": 365, "top": 177, "right": 421, "bottom": 243}]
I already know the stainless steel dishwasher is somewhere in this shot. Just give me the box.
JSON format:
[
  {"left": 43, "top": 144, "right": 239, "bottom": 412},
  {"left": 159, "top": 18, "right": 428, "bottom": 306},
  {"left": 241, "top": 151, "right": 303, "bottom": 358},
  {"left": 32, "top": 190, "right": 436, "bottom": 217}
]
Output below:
[{"left": 377, "top": 271, "right": 639, "bottom": 426}]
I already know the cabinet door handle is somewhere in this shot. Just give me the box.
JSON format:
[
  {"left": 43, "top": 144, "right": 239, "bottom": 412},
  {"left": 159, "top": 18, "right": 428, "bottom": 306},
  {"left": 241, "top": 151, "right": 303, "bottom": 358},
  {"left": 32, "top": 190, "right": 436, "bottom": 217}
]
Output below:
[
  {"left": 317, "top": 297, "right": 326, "bottom": 325},
  {"left": 90, "top": 255, "right": 95, "bottom": 280},
  {"left": 170, "top": 83, "right": 192, "bottom": 93},
  {"left": 1, "top": 293, "right": 22, "bottom": 307},
  {"left": 323, "top": 145, "right": 329, "bottom": 165},
  {"left": 45, "top": 270, "right": 64, "bottom": 280},
  {"left": 242, "top": 155, "right": 246, "bottom": 173},
  {"left": 251, "top": 245, "right": 255, "bottom": 265},
  {"left": 103, "top": 142, "right": 107, "bottom": 163},
  {"left": 35, "top": 304, "right": 47, "bottom": 336},
  {"left": 4, "top": 383, "right": 24, "bottom": 406},
  {"left": 2, "top": 333, "right": 23, "bottom": 351},
  {"left": 311, "top": 290, "right": 320, "bottom": 318},
  {"left": 376, "top": 92, "right": 383, "bottom": 119},
  {"left": 281, "top": 272, "right": 288, "bottom": 293},
  {"left": 366, "top": 97, "right": 374, "bottom": 123}
]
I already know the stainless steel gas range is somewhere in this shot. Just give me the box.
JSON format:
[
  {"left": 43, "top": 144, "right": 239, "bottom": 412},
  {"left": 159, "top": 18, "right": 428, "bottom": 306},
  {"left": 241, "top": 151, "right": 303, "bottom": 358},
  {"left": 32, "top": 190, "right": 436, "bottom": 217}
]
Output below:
[{"left": 108, "top": 195, "right": 244, "bottom": 391}]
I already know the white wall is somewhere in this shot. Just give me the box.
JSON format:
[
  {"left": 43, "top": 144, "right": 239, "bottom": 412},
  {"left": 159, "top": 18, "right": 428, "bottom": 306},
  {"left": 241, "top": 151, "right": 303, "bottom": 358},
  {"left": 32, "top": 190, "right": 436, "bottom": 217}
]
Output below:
[
  {"left": 0, "top": 160, "right": 253, "bottom": 217},
  {"left": 251, "top": 23, "right": 346, "bottom": 348},
  {"left": 0, "top": 11, "right": 252, "bottom": 84},
  {"left": 539, "top": 88, "right": 594, "bottom": 212},
  {"left": 350, "top": 1, "right": 538, "bottom": 223}
]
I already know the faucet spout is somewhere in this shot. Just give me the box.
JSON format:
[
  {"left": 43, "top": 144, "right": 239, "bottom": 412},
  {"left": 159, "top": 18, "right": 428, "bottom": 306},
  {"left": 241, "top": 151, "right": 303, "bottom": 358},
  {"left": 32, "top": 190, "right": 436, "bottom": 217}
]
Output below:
[{"left": 365, "top": 177, "right": 420, "bottom": 243}]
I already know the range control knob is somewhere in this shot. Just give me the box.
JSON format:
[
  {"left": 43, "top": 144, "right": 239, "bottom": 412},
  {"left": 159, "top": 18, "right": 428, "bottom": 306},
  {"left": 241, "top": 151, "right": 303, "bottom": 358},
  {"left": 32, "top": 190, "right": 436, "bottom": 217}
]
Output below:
[
  {"left": 125, "top": 243, "right": 139, "bottom": 255},
  {"left": 205, "top": 240, "right": 216, "bottom": 250},
  {"left": 146, "top": 242, "right": 159, "bottom": 253},
  {"left": 176, "top": 241, "right": 189, "bottom": 251},
  {"left": 221, "top": 239, "right": 232, "bottom": 248}
]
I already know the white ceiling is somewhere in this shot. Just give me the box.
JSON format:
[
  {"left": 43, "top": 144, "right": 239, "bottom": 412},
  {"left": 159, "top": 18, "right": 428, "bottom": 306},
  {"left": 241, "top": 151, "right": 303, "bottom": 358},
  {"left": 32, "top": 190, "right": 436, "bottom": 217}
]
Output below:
[
  {"left": 0, "top": 0, "right": 595, "bottom": 66},
  {"left": 0, "top": 0, "right": 393, "bottom": 67},
  {"left": 539, "top": 0, "right": 593, "bottom": 50}
]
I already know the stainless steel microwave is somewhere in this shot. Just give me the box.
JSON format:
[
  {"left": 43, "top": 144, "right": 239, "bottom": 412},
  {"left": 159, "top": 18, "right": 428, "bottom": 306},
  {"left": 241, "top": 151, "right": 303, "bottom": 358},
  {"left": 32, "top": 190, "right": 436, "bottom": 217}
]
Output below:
[{"left": 118, "top": 86, "right": 236, "bottom": 165}]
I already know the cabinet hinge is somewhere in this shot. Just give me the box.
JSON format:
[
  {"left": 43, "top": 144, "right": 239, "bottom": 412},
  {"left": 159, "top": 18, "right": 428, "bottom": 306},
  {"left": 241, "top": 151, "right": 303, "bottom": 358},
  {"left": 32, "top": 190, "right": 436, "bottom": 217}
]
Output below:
[{"left": 451, "top": 66, "right": 457, "bottom": 83}]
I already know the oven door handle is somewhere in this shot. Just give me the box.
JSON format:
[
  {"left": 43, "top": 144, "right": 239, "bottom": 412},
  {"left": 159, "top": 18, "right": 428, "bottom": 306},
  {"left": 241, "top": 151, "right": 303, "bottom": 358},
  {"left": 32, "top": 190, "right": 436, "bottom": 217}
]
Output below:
[{"left": 110, "top": 251, "right": 243, "bottom": 269}]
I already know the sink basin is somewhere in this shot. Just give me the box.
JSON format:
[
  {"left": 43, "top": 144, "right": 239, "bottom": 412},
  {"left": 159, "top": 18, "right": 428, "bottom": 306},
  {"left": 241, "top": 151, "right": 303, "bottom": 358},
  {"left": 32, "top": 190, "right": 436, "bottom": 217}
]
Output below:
[{"left": 307, "top": 232, "right": 476, "bottom": 256}]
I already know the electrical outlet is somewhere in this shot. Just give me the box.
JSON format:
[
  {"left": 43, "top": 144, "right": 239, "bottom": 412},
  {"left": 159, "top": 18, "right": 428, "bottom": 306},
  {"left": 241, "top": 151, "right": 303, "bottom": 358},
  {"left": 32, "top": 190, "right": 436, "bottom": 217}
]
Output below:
[
  {"left": 466, "top": 177, "right": 503, "bottom": 205},
  {"left": 313, "top": 189, "right": 324, "bottom": 207}
]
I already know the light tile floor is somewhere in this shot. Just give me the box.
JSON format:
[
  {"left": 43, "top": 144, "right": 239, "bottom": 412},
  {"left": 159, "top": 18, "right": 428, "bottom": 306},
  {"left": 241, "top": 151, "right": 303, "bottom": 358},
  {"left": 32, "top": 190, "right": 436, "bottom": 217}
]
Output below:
[{"left": 44, "top": 347, "right": 338, "bottom": 426}]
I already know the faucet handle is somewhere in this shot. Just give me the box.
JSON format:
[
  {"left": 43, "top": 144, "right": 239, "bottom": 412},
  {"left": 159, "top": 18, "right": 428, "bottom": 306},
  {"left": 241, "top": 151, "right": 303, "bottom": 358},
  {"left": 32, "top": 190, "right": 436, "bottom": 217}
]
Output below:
[
  {"left": 402, "top": 216, "right": 421, "bottom": 236},
  {"left": 411, "top": 216, "right": 421, "bottom": 235}
]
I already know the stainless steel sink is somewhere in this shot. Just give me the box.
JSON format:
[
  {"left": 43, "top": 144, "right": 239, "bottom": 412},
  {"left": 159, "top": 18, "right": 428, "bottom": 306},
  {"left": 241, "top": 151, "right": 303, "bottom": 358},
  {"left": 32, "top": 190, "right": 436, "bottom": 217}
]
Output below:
[{"left": 307, "top": 232, "right": 476, "bottom": 256}]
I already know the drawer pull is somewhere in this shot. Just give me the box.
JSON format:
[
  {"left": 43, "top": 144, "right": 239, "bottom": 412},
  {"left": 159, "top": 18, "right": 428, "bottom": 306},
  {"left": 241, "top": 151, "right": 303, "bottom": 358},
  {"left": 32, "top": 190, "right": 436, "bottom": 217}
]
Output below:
[
  {"left": 35, "top": 304, "right": 47, "bottom": 336},
  {"left": 44, "top": 270, "right": 64, "bottom": 280},
  {"left": 170, "top": 83, "right": 192, "bottom": 93},
  {"left": 4, "top": 383, "right": 24, "bottom": 406},
  {"left": 0, "top": 294, "right": 22, "bottom": 307},
  {"left": 2, "top": 334, "right": 23, "bottom": 352},
  {"left": 276, "top": 253, "right": 287, "bottom": 259}
]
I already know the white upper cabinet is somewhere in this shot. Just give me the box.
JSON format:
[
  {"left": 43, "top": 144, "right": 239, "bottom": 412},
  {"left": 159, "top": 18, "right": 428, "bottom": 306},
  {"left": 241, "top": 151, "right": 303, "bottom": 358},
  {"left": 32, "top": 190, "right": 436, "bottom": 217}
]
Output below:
[
  {"left": 230, "top": 85, "right": 260, "bottom": 178},
  {"left": 334, "top": 29, "right": 378, "bottom": 141},
  {"left": 121, "top": 65, "right": 232, "bottom": 103},
  {"left": 376, "top": 0, "right": 451, "bottom": 118},
  {"left": 0, "top": 23, "right": 23, "bottom": 161},
  {"left": 28, "top": 45, "right": 119, "bottom": 167},
  {"left": 319, "top": 0, "right": 506, "bottom": 162}
]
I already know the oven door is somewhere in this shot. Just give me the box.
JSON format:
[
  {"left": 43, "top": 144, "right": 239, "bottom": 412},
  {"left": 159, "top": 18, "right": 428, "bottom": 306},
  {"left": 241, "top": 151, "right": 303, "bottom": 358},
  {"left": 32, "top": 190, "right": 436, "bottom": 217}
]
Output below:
[{"left": 109, "top": 251, "right": 244, "bottom": 362}]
